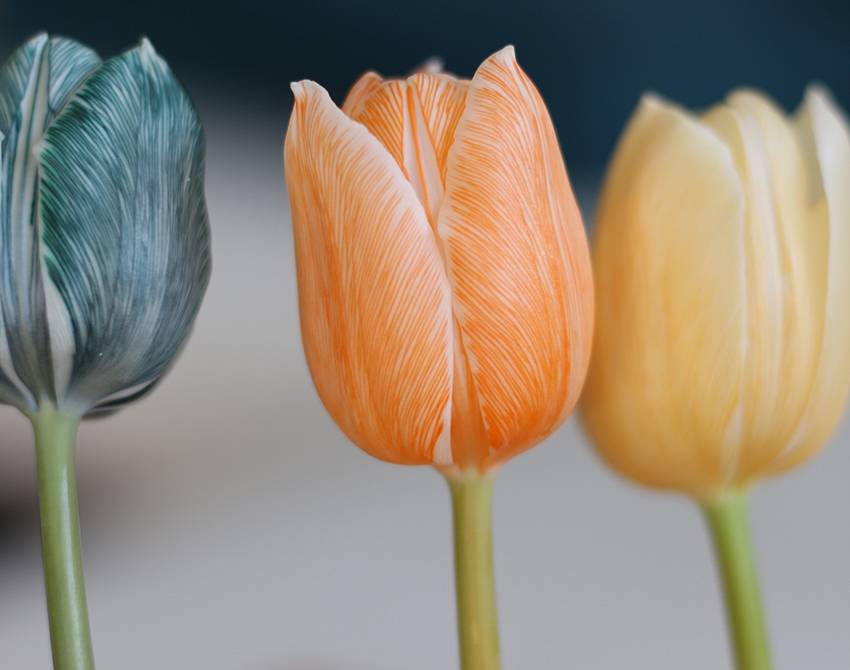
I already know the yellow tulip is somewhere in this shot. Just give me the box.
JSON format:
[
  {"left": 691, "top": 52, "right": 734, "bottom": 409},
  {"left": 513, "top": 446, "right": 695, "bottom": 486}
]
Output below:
[
  {"left": 581, "top": 86, "right": 850, "bottom": 670},
  {"left": 582, "top": 87, "right": 850, "bottom": 498}
]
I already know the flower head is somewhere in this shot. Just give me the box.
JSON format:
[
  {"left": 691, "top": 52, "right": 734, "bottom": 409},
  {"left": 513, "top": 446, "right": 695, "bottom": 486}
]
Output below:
[
  {"left": 285, "top": 47, "right": 593, "bottom": 474},
  {"left": 0, "top": 34, "right": 211, "bottom": 418},
  {"left": 581, "top": 87, "right": 850, "bottom": 497}
]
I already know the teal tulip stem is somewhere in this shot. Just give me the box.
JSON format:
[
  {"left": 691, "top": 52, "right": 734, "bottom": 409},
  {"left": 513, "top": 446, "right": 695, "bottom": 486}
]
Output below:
[
  {"left": 702, "top": 491, "right": 771, "bottom": 670},
  {"left": 31, "top": 405, "right": 95, "bottom": 670},
  {"left": 447, "top": 471, "right": 501, "bottom": 670}
]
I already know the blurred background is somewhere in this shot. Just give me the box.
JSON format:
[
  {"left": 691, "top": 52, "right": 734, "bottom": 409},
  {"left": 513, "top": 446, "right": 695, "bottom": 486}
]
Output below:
[{"left": 0, "top": 0, "right": 849, "bottom": 668}]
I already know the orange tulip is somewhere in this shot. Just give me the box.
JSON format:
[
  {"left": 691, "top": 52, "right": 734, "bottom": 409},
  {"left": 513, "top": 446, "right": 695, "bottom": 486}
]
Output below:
[{"left": 284, "top": 46, "right": 593, "bottom": 476}]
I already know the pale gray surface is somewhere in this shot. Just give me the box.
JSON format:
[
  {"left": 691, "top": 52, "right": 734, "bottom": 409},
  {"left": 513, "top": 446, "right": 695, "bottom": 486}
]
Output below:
[{"left": 0, "top": 88, "right": 848, "bottom": 669}]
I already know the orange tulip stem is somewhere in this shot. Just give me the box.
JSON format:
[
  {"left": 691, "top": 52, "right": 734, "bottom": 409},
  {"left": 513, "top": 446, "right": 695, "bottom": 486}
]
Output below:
[
  {"left": 702, "top": 491, "right": 771, "bottom": 670},
  {"left": 447, "top": 471, "right": 501, "bottom": 670},
  {"left": 31, "top": 405, "right": 96, "bottom": 670}
]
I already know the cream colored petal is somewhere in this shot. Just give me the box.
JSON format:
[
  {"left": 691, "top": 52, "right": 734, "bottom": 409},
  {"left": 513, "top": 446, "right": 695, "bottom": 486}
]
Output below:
[
  {"left": 340, "top": 71, "right": 383, "bottom": 117},
  {"left": 701, "top": 90, "right": 830, "bottom": 481},
  {"left": 284, "top": 80, "right": 453, "bottom": 466},
  {"left": 438, "top": 46, "right": 594, "bottom": 470},
  {"left": 765, "top": 87, "right": 850, "bottom": 474},
  {"left": 580, "top": 95, "right": 746, "bottom": 496}
]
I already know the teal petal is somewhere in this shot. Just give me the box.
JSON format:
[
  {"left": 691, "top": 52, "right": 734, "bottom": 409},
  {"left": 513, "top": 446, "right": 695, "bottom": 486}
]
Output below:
[
  {"left": 0, "top": 35, "right": 101, "bottom": 412},
  {"left": 36, "top": 39, "right": 211, "bottom": 414}
]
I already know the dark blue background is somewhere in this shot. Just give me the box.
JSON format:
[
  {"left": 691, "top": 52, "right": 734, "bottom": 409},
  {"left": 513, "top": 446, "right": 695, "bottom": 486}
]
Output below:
[{"left": 3, "top": 0, "right": 849, "bottom": 175}]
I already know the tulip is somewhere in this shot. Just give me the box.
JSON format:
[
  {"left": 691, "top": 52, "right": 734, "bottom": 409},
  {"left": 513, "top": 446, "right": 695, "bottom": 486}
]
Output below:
[
  {"left": 285, "top": 46, "right": 592, "bottom": 669},
  {"left": 581, "top": 87, "right": 850, "bottom": 670},
  {"left": 0, "top": 35, "right": 211, "bottom": 669}
]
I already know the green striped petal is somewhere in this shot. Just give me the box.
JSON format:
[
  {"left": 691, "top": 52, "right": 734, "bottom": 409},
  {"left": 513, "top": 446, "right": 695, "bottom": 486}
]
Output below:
[
  {"left": 36, "top": 39, "right": 211, "bottom": 415},
  {"left": 0, "top": 35, "right": 211, "bottom": 417},
  {"left": 0, "top": 35, "right": 101, "bottom": 412}
]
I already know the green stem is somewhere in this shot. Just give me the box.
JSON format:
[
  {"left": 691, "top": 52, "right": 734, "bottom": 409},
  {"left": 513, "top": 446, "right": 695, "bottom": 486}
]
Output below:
[
  {"left": 446, "top": 472, "right": 500, "bottom": 670},
  {"left": 31, "top": 405, "right": 95, "bottom": 670},
  {"left": 702, "top": 491, "right": 771, "bottom": 670}
]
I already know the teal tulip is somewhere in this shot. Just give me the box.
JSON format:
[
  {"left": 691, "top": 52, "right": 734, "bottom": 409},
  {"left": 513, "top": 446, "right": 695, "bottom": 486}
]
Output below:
[
  {"left": 0, "top": 34, "right": 210, "bottom": 670},
  {"left": 0, "top": 33, "right": 211, "bottom": 420}
]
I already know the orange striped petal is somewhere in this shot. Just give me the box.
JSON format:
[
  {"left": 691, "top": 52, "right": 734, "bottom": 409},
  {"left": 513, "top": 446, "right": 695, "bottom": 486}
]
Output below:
[
  {"left": 407, "top": 73, "right": 469, "bottom": 185},
  {"left": 348, "top": 80, "right": 408, "bottom": 181},
  {"left": 438, "top": 47, "right": 594, "bottom": 470},
  {"left": 285, "top": 80, "right": 454, "bottom": 466},
  {"left": 349, "top": 74, "right": 468, "bottom": 230},
  {"left": 341, "top": 71, "right": 383, "bottom": 118}
]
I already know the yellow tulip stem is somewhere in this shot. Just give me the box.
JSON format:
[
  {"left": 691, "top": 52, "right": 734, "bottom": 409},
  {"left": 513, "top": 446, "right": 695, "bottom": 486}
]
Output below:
[
  {"left": 702, "top": 492, "right": 771, "bottom": 670},
  {"left": 31, "top": 405, "right": 96, "bottom": 670},
  {"left": 447, "top": 471, "right": 501, "bottom": 670}
]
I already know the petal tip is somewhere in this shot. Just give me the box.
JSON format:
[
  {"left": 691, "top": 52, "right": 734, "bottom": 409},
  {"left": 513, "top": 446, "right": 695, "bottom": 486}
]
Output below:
[
  {"left": 804, "top": 83, "right": 839, "bottom": 114},
  {"left": 414, "top": 57, "right": 444, "bottom": 75},
  {"left": 291, "top": 79, "right": 324, "bottom": 102},
  {"left": 724, "top": 86, "right": 762, "bottom": 102},
  {"left": 635, "top": 92, "right": 677, "bottom": 120},
  {"left": 802, "top": 83, "right": 850, "bottom": 134},
  {"left": 139, "top": 36, "right": 156, "bottom": 55},
  {"left": 491, "top": 44, "right": 517, "bottom": 64},
  {"left": 133, "top": 36, "right": 168, "bottom": 75},
  {"left": 725, "top": 87, "right": 782, "bottom": 116},
  {"left": 639, "top": 91, "right": 668, "bottom": 109},
  {"left": 637, "top": 92, "right": 695, "bottom": 125},
  {"left": 804, "top": 82, "right": 831, "bottom": 101}
]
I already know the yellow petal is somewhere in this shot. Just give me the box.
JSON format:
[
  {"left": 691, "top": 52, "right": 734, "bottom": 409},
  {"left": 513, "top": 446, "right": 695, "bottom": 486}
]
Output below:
[
  {"left": 438, "top": 46, "right": 594, "bottom": 470},
  {"left": 764, "top": 87, "right": 850, "bottom": 475},
  {"left": 285, "top": 80, "right": 454, "bottom": 466},
  {"left": 701, "top": 90, "right": 830, "bottom": 480},
  {"left": 581, "top": 95, "right": 747, "bottom": 495}
]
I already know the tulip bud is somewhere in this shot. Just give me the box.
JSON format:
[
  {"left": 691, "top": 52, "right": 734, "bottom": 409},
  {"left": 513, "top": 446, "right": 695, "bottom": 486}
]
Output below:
[
  {"left": 581, "top": 87, "right": 850, "bottom": 498},
  {"left": 285, "top": 47, "right": 593, "bottom": 475},
  {"left": 0, "top": 34, "right": 211, "bottom": 668},
  {"left": 0, "top": 34, "right": 211, "bottom": 420}
]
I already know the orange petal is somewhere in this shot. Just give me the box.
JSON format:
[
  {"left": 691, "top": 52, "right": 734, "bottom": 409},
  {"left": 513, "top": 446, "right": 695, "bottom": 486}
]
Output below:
[
  {"left": 285, "top": 80, "right": 453, "bottom": 466},
  {"left": 348, "top": 80, "right": 408, "bottom": 179},
  {"left": 438, "top": 47, "right": 594, "bottom": 470},
  {"left": 340, "top": 71, "right": 383, "bottom": 118},
  {"left": 350, "top": 74, "right": 468, "bottom": 230},
  {"left": 407, "top": 73, "right": 469, "bottom": 184}
]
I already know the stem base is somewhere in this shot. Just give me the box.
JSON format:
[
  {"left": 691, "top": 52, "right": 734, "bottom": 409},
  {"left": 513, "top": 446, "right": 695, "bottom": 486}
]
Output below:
[
  {"left": 702, "top": 492, "right": 771, "bottom": 670},
  {"left": 447, "top": 472, "right": 501, "bottom": 670},
  {"left": 32, "top": 405, "right": 95, "bottom": 670}
]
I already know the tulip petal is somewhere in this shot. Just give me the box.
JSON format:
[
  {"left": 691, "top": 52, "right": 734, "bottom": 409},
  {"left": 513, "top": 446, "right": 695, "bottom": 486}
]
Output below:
[
  {"left": 406, "top": 73, "right": 469, "bottom": 185},
  {"left": 702, "top": 91, "right": 832, "bottom": 479},
  {"left": 437, "top": 46, "right": 593, "bottom": 469},
  {"left": 581, "top": 95, "right": 747, "bottom": 494},
  {"left": 0, "top": 35, "right": 100, "bottom": 412},
  {"left": 349, "top": 74, "right": 468, "bottom": 229},
  {"left": 285, "top": 80, "right": 453, "bottom": 465},
  {"left": 765, "top": 87, "right": 850, "bottom": 474},
  {"left": 35, "top": 39, "right": 211, "bottom": 415},
  {"left": 340, "top": 71, "right": 383, "bottom": 117},
  {"left": 348, "top": 80, "right": 408, "bottom": 179}
]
